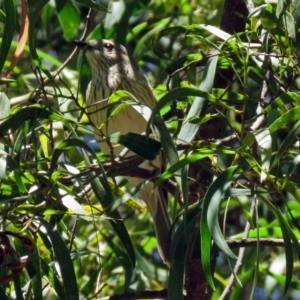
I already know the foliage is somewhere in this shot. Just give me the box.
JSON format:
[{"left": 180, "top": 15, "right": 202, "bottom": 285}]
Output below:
[{"left": 0, "top": 0, "right": 300, "bottom": 299}]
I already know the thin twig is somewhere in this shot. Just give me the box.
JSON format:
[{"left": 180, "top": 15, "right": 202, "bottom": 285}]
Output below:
[
  {"left": 43, "top": 8, "right": 93, "bottom": 85},
  {"left": 250, "top": 57, "right": 271, "bottom": 131},
  {"left": 69, "top": 217, "right": 79, "bottom": 252},
  {"left": 220, "top": 199, "right": 257, "bottom": 300},
  {"left": 227, "top": 238, "right": 300, "bottom": 248},
  {"left": 215, "top": 134, "right": 239, "bottom": 145},
  {"left": 166, "top": 53, "right": 218, "bottom": 89}
]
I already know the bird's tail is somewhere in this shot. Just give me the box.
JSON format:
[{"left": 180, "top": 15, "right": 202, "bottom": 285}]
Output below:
[
  {"left": 126, "top": 155, "right": 172, "bottom": 266},
  {"left": 139, "top": 185, "right": 172, "bottom": 266}
]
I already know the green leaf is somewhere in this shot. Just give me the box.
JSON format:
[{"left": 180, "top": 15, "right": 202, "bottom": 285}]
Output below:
[
  {"left": 27, "top": 244, "right": 43, "bottom": 300},
  {"left": 232, "top": 227, "right": 284, "bottom": 239},
  {"left": 28, "top": 0, "right": 60, "bottom": 90},
  {"left": 147, "top": 86, "right": 232, "bottom": 136},
  {"left": 268, "top": 106, "right": 300, "bottom": 133},
  {"left": 0, "top": 92, "right": 10, "bottom": 120},
  {"left": 263, "top": 92, "right": 300, "bottom": 113},
  {"left": 55, "top": 0, "right": 80, "bottom": 41},
  {"left": 50, "top": 138, "right": 97, "bottom": 174},
  {"left": 105, "top": 91, "right": 151, "bottom": 130},
  {"left": 10, "top": 248, "right": 23, "bottom": 299},
  {"left": 0, "top": 9, "right": 5, "bottom": 23},
  {"left": 201, "top": 166, "right": 243, "bottom": 289},
  {"left": 252, "top": 128, "right": 272, "bottom": 182},
  {"left": 0, "top": 106, "right": 52, "bottom": 137},
  {"left": 168, "top": 207, "right": 201, "bottom": 300},
  {"left": 0, "top": 287, "right": 9, "bottom": 300},
  {"left": 177, "top": 50, "right": 219, "bottom": 147},
  {"left": 0, "top": 157, "right": 6, "bottom": 179},
  {"left": 152, "top": 116, "right": 178, "bottom": 167},
  {"left": 108, "top": 179, "right": 150, "bottom": 212},
  {"left": 74, "top": 0, "right": 110, "bottom": 12},
  {"left": 155, "top": 148, "right": 235, "bottom": 188},
  {"left": 38, "top": 219, "right": 79, "bottom": 300},
  {"left": 282, "top": 155, "right": 300, "bottom": 189},
  {"left": 264, "top": 270, "right": 300, "bottom": 290},
  {"left": 152, "top": 116, "right": 182, "bottom": 196},
  {"left": 40, "top": 258, "right": 66, "bottom": 298},
  {"left": 89, "top": 167, "right": 136, "bottom": 272},
  {"left": 0, "top": 0, "right": 16, "bottom": 73},
  {"left": 258, "top": 194, "right": 297, "bottom": 295},
  {"left": 75, "top": 140, "right": 137, "bottom": 270},
  {"left": 276, "top": 0, "right": 289, "bottom": 18},
  {"left": 102, "top": 231, "right": 134, "bottom": 288},
  {"left": 272, "top": 214, "right": 293, "bottom": 296},
  {"left": 281, "top": 11, "right": 296, "bottom": 40},
  {"left": 117, "top": 132, "right": 161, "bottom": 161},
  {"left": 271, "top": 120, "right": 300, "bottom": 170}
]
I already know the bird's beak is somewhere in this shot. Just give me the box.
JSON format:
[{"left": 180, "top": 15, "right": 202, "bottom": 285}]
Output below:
[{"left": 72, "top": 40, "right": 88, "bottom": 49}]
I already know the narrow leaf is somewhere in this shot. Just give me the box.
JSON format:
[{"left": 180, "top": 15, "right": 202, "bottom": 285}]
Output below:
[
  {"left": 38, "top": 219, "right": 79, "bottom": 300},
  {"left": 168, "top": 207, "right": 201, "bottom": 300},
  {"left": 201, "top": 166, "right": 243, "bottom": 289},
  {"left": 0, "top": 0, "right": 16, "bottom": 73},
  {"left": 253, "top": 128, "right": 272, "bottom": 182},
  {"left": 268, "top": 106, "right": 300, "bottom": 133},
  {"left": 177, "top": 50, "right": 219, "bottom": 147},
  {"left": 55, "top": 0, "right": 80, "bottom": 41},
  {"left": 117, "top": 132, "right": 161, "bottom": 161}
]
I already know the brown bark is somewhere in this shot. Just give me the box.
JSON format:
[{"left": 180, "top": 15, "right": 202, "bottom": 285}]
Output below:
[{"left": 183, "top": 1, "right": 250, "bottom": 299}]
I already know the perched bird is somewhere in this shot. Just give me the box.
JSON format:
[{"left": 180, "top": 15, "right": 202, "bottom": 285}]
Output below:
[{"left": 73, "top": 39, "right": 171, "bottom": 265}]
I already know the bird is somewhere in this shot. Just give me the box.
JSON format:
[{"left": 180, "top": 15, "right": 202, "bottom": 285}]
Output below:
[{"left": 73, "top": 39, "right": 171, "bottom": 266}]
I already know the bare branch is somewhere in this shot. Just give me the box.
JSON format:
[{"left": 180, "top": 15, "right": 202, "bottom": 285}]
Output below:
[
  {"left": 95, "top": 289, "right": 167, "bottom": 300},
  {"left": 227, "top": 238, "right": 299, "bottom": 248}
]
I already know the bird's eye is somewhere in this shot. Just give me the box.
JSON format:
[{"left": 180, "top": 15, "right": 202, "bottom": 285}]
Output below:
[{"left": 103, "top": 43, "right": 114, "bottom": 52}]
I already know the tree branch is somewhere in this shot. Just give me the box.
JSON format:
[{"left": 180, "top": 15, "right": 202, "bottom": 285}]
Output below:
[
  {"left": 227, "top": 238, "right": 298, "bottom": 248},
  {"left": 96, "top": 289, "right": 167, "bottom": 300}
]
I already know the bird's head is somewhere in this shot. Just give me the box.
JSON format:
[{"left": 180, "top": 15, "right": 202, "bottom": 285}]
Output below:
[{"left": 73, "top": 39, "right": 137, "bottom": 75}]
